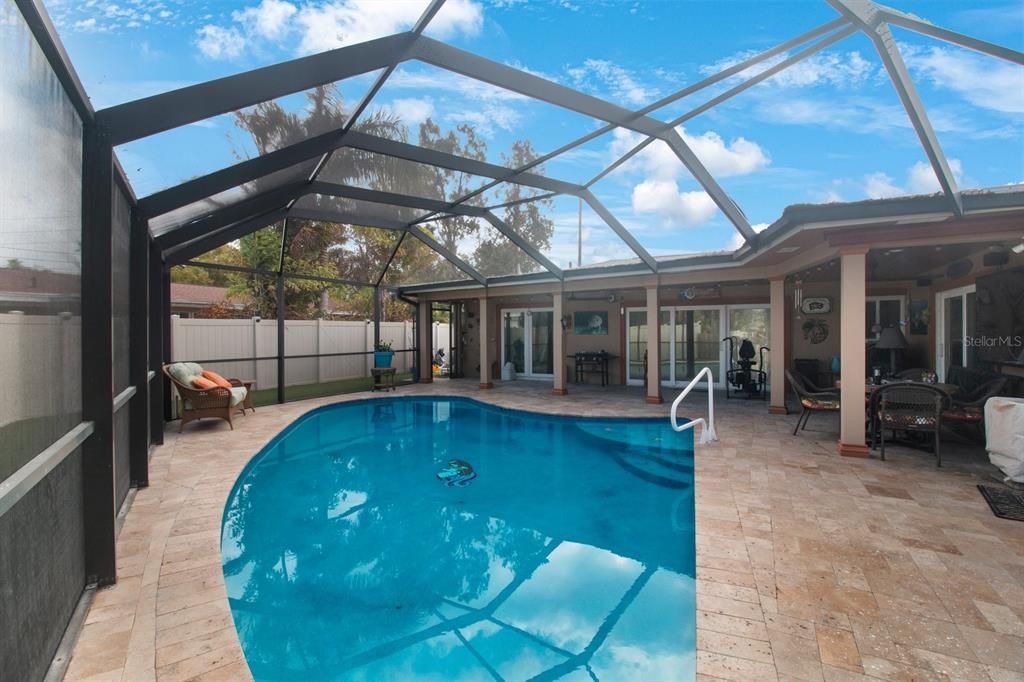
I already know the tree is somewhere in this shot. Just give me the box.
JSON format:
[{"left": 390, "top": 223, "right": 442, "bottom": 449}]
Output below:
[
  {"left": 231, "top": 86, "right": 414, "bottom": 319},
  {"left": 473, "top": 140, "right": 553, "bottom": 276},
  {"left": 417, "top": 119, "right": 486, "bottom": 256},
  {"left": 170, "top": 244, "right": 243, "bottom": 286}
]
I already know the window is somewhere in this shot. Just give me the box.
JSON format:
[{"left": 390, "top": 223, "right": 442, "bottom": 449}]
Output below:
[{"left": 865, "top": 296, "right": 905, "bottom": 340}]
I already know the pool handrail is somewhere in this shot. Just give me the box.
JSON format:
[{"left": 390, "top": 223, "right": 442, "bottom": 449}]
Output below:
[{"left": 670, "top": 367, "right": 718, "bottom": 445}]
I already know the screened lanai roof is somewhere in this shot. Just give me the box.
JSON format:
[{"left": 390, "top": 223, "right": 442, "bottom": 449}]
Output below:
[{"left": 92, "top": 0, "right": 1023, "bottom": 290}]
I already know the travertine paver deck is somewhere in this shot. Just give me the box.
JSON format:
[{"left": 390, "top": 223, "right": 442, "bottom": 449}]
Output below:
[{"left": 64, "top": 380, "right": 1024, "bottom": 681}]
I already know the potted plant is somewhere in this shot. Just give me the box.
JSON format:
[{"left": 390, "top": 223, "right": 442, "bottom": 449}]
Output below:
[{"left": 374, "top": 340, "right": 394, "bottom": 368}]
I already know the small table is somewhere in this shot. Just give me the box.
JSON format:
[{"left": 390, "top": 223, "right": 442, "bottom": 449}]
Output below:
[
  {"left": 240, "top": 380, "right": 255, "bottom": 413},
  {"left": 570, "top": 352, "right": 617, "bottom": 386},
  {"left": 371, "top": 367, "right": 397, "bottom": 392}
]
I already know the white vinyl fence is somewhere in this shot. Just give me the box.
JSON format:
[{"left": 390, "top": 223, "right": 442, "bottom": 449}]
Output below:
[
  {"left": 170, "top": 316, "right": 450, "bottom": 391},
  {"left": 0, "top": 312, "right": 81, "bottom": 431}
]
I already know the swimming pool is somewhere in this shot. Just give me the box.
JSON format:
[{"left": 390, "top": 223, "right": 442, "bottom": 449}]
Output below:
[{"left": 221, "top": 396, "right": 696, "bottom": 681}]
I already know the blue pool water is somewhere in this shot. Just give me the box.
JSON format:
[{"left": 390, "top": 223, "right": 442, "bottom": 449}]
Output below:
[{"left": 221, "top": 397, "right": 696, "bottom": 681}]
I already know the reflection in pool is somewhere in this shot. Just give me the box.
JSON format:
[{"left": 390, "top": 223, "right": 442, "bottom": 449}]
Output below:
[{"left": 221, "top": 397, "right": 696, "bottom": 681}]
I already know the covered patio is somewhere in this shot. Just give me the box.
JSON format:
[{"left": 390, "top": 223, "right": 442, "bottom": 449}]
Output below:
[{"left": 3, "top": 0, "right": 1023, "bottom": 680}]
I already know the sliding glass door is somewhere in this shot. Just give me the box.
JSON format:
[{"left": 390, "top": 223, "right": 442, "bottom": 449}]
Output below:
[
  {"left": 627, "top": 305, "right": 769, "bottom": 388},
  {"left": 501, "top": 308, "right": 554, "bottom": 378},
  {"left": 936, "top": 285, "right": 977, "bottom": 382},
  {"left": 627, "top": 306, "right": 725, "bottom": 387}
]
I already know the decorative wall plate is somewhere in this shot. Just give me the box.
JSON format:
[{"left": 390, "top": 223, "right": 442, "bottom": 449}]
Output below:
[{"left": 800, "top": 297, "right": 832, "bottom": 314}]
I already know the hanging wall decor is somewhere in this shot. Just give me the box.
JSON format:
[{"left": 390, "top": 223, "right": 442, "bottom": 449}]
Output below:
[
  {"left": 802, "top": 318, "right": 830, "bottom": 344},
  {"left": 800, "top": 297, "right": 832, "bottom": 315}
]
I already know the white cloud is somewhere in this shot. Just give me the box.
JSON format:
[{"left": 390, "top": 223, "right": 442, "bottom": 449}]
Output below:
[
  {"left": 196, "top": 25, "right": 247, "bottom": 60},
  {"left": 907, "top": 159, "right": 963, "bottom": 194},
  {"left": 450, "top": 105, "right": 520, "bottom": 135},
  {"left": 684, "top": 129, "right": 770, "bottom": 177},
  {"left": 604, "top": 126, "right": 768, "bottom": 228},
  {"left": 233, "top": 0, "right": 297, "bottom": 41},
  {"left": 194, "top": 0, "right": 482, "bottom": 59},
  {"left": 295, "top": 0, "right": 482, "bottom": 55},
  {"left": 73, "top": 17, "right": 100, "bottom": 31},
  {"left": 609, "top": 127, "right": 769, "bottom": 180},
  {"left": 567, "top": 59, "right": 655, "bottom": 105},
  {"left": 864, "top": 172, "right": 903, "bottom": 199},
  {"left": 387, "top": 98, "right": 434, "bottom": 126},
  {"left": 727, "top": 222, "right": 768, "bottom": 250},
  {"left": 903, "top": 44, "right": 1024, "bottom": 115},
  {"left": 632, "top": 180, "right": 718, "bottom": 226},
  {"left": 701, "top": 49, "right": 879, "bottom": 90},
  {"left": 865, "top": 159, "right": 965, "bottom": 199}
]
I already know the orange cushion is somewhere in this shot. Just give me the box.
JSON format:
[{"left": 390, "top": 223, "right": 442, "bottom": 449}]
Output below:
[
  {"left": 202, "top": 370, "right": 233, "bottom": 389},
  {"left": 191, "top": 376, "right": 217, "bottom": 390}
]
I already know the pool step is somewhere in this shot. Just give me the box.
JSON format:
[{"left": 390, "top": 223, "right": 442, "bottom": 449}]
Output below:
[{"left": 573, "top": 423, "right": 693, "bottom": 489}]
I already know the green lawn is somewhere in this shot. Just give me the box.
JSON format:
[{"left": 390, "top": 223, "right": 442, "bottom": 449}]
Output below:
[{"left": 249, "top": 373, "right": 415, "bottom": 406}]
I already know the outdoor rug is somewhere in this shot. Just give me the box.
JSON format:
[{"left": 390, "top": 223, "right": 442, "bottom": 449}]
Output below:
[{"left": 978, "top": 485, "right": 1024, "bottom": 522}]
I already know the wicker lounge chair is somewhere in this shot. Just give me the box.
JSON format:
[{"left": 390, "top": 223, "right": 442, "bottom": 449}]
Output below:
[{"left": 163, "top": 362, "right": 252, "bottom": 432}]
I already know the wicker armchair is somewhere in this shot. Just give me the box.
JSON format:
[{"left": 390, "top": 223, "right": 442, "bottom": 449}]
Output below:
[
  {"left": 786, "top": 369, "right": 840, "bottom": 435},
  {"left": 877, "top": 383, "right": 949, "bottom": 466},
  {"left": 163, "top": 363, "right": 252, "bottom": 432}
]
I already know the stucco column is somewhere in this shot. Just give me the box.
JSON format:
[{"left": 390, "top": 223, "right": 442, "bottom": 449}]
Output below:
[
  {"left": 479, "top": 296, "right": 493, "bottom": 388},
  {"left": 645, "top": 285, "right": 662, "bottom": 404},
  {"left": 552, "top": 292, "right": 567, "bottom": 396},
  {"left": 838, "top": 248, "right": 869, "bottom": 457},
  {"left": 769, "top": 277, "right": 788, "bottom": 414},
  {"left": 417, "top": 302, "right": 432, "bottom": 383}
]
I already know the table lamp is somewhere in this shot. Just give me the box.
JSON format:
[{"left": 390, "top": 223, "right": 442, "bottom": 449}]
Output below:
[{"left": 874, "top": 326, "right": 908, "bottom": 377}]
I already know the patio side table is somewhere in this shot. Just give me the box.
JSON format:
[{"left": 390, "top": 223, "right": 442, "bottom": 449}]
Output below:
[{"left": 371, "top": 367, "right": 397, "bottom": 392}]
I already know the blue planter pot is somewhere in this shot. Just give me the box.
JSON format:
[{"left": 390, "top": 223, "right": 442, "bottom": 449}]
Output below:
[{"left": 374, "top": 351, "right": 394, "bottom": 368}]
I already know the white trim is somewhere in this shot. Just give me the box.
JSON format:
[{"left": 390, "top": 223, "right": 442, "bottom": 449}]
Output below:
[
  {"left": 866, "top": 295, "right": 906, "bottom": 340},
  {"left": 626, "top": 304, "right": 771, "bottom": 389},
  {"left": 936, "top": 284, "right": 976, "bottom": 382}
]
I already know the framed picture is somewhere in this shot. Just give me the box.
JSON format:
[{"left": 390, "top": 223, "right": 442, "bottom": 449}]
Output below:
[
  {"left": 574, "top": 310, "right": 608, "bottom": 335},
  {"left": 908, "top": 300, "right": 929, "bottom": 335}
]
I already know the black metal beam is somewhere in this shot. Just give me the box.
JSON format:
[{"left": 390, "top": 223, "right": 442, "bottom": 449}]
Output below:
[
  {"left": 181, "top": 259, "right": 373, "bottom": 289},
  {"left": 578, "top": 189, "right": 658, "bottom": 272},
  {"left": 154, "top": 182, "right": 305, "bottom": 250},
  {"left": 276, "top": 273, "right": 285, "bottom": 404},
  {"left": 341, "top": 130, "right": 583, "bottom": 196},
  {"left": 406, "top": 226, "right": 487, "bottom": 285},
  {"left": 97, "top": 32, "right": 416, "bottom": 145},
  {"left": 286, "top": 207, "right": 408, "bottom": 231},
  {"left": 376, "top": 231, "right": 407, "bottom": 286},
  {"left": 128, "top": 208, "right": 150, "bottom": 487},
  {"left": 161, "top": 269, "right": 172, "bottom": 422},
  {"left": 308, "top": 181, "right": 489, "bottom": 217},
  {"left": 138, "top": 127, "right": 583, "bottom": 220},
  {"left": 481, "top": 211, "right": 563, "bottom": 279},
  {"left": 137, "top": 132, "right": 342, "bottom": 217},
  {"left": 373, "top": 286, "right": 382, "bottom": 347},
  {"left": 80, "top": 123, "right": 117, "bottom": 585},
  {"left": 148, "top": 240, "right": 164, "bottom": 446},
  {"left": 164, "top": 210, "right": 288, "bottom": 266}
]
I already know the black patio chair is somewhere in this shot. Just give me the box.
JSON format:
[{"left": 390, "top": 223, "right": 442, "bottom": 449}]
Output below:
[
  {"left": 877, "top": 383, "right": 949, "bottom": 466},
  {"left": 941, "top": 377, "right": 1009, "bottom": 434}
]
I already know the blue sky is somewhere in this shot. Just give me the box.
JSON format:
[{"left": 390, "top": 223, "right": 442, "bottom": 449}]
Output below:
[{"left": 48, "top": 0, "right": 1024, "bottom": 267}]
